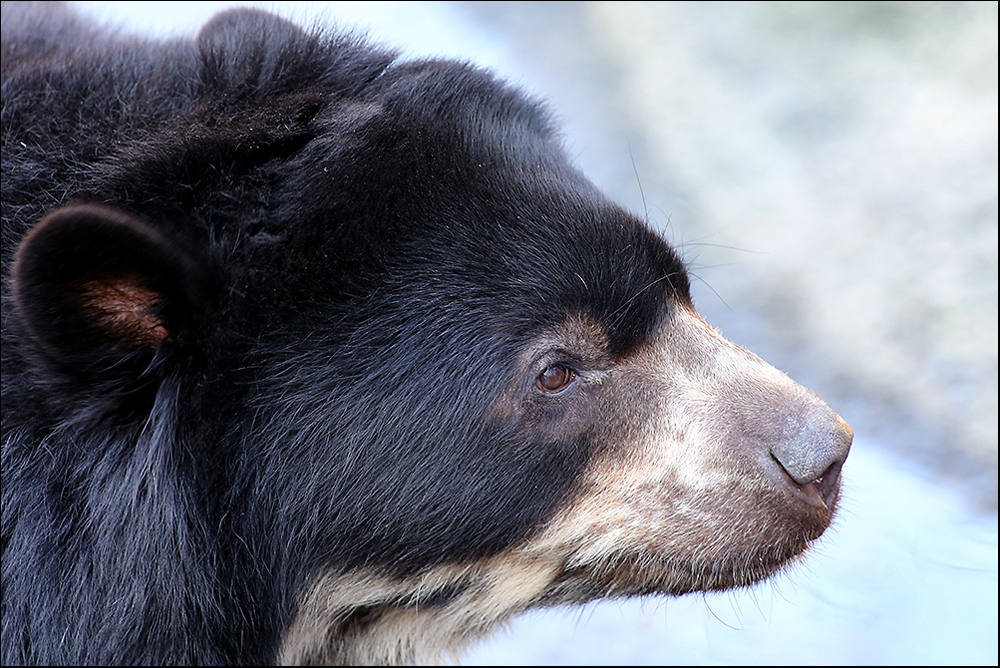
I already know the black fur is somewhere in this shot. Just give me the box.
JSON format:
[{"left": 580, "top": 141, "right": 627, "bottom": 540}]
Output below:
[{"left": 2, "top": 3, "right": 691, "bottom": 664}]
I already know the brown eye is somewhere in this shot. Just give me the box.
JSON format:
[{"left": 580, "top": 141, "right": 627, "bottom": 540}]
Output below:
[{"left": 537, "top": 364, "right": 574, "bottom": 394}]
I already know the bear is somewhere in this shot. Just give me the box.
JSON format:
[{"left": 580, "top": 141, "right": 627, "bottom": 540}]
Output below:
[{"left": 1, "top": 3, "right": 853, "bottom": 665}]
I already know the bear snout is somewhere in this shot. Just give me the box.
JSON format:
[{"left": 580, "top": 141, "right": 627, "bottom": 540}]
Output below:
[{"left": 670, "top": 304, "right": 853, "bottom": 513}]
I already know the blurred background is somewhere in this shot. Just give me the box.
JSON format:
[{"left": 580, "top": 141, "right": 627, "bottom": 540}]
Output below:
[{"left": 72, "top": 1, "right": 999, "bottom": 664}]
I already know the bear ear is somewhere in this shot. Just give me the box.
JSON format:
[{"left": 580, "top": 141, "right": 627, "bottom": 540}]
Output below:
[
  {"left": 12, "top": 204, "right": 213, "bottom": 372},
  {"left": 197, "top": 7, "right": 308, "bottom": 94}
]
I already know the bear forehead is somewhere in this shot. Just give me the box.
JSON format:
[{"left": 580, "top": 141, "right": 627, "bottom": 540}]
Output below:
[{"left": 202, "top": 63, "right": 693, "bottom": 355}]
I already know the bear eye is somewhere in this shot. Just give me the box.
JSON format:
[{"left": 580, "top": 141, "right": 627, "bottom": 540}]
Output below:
[{"left": 537, "top": 364, "right": 575, "bottom": 394}]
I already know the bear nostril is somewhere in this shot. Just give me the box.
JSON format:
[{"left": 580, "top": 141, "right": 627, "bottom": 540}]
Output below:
[
  {"left": 770, "top": 412, "right": 852, "bottom": 510},
  {"left": 794, "top": 459, "right": 845, "bottom": 510}
]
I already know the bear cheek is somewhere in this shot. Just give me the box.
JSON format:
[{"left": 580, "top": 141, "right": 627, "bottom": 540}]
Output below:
[{"left": 521, "top": 304, "right": 852, "bottom": 597}]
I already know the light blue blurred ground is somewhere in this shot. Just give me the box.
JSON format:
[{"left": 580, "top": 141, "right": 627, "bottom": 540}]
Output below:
[{"left": 70, "top": 2, "right": 1000, "bottom": 664}]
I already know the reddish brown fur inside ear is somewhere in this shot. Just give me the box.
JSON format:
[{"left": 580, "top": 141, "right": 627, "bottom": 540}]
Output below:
[{"left": 77, "top": 272, "right": 169, "bottom": 347}]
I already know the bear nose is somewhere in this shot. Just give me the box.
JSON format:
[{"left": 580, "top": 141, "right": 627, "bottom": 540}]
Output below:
[{"left": 769, "top": 407, "right": 853, "bottom": 508}]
